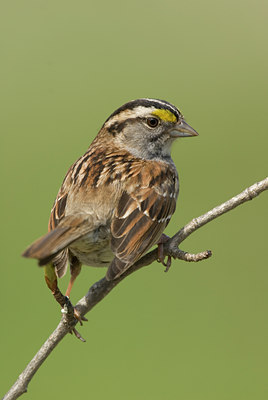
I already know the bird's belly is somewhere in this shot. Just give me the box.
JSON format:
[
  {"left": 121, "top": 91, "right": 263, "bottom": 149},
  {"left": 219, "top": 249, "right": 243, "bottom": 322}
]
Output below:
[{"left": 69, "top": 225, "right": 113, "bottom": 268}]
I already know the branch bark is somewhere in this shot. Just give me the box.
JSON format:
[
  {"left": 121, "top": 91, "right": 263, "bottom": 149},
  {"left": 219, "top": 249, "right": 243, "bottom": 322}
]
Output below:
[{"left": 3, "top": 177, "right": 268, "bottom": 400}]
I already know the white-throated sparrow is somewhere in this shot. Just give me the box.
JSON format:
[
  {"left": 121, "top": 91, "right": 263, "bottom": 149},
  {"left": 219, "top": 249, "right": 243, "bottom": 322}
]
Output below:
[{"left": 23, "top": 98, "right": 198, "bottom": 308}]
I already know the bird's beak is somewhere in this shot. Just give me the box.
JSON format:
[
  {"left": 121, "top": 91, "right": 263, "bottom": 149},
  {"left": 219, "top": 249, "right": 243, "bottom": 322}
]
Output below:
[{"left": 169, "top": 119, "right": 199, "bottom": 138}]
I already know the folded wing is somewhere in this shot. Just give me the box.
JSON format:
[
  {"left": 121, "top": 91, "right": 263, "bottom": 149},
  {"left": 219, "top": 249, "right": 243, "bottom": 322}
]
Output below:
[{"left": 107, "top": 182, "right": 177, "bottom": 280}]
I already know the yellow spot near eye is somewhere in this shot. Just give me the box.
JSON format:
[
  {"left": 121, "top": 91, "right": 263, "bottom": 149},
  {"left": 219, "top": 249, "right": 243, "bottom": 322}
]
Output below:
[{"left": 152, "top": 109, "right": 177, "bottom": 123}]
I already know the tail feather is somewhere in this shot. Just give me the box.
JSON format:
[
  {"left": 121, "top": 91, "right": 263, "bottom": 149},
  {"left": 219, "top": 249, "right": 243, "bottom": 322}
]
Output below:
[
  {"left": 22, "top": 215, "right": 91, "bottom": 266},
  {"left": 53, "top": 249, "right": 69, "bottom": 278},
  {"left": 23, "top": 225, "right": 70, "bottom": 265}
]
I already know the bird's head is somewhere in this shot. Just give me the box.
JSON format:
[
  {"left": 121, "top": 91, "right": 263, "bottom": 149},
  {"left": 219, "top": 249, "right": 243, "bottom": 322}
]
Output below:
[{"left": 101, "top": 98, "right": 198, "bottom": 160}]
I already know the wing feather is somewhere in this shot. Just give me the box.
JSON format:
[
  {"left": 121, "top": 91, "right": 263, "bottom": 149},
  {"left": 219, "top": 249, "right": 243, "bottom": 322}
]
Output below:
[{"left": 107, "top": 176, "right": 177, "bottom": 280}]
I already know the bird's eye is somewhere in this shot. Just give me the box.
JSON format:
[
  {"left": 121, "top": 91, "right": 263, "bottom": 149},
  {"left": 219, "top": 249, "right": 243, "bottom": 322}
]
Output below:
[{"left": 146, "top": 117, "right": 159, "bottom": 128}]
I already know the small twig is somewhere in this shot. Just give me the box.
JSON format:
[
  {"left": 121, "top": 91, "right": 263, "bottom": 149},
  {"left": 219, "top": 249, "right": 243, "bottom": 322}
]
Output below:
[
  {"left": 3, "top": 177, "right": 268, "bottom": 400},
  {"left": 171, "top": 178, "right": 268, "bottom": 246},
  {"left": 169, "top": 248, "right": 212, "bottom": 262}
]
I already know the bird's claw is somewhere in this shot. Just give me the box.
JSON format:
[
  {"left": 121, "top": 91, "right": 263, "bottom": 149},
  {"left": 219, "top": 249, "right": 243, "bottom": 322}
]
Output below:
[
  {"left": 61, "top": 297, "right": 87, "bottom": 342},
  {"left": 163, "top": 255, "right": 172, "bottom": 272},
  {"left": 157, "top": 234, "right": 172, "bottom": 273},
  {"left": 70, "top": 327, "right": 86, "bottom": 342},
  {"left": 73, "top": 308, "right": 88, "bottom": 326}
]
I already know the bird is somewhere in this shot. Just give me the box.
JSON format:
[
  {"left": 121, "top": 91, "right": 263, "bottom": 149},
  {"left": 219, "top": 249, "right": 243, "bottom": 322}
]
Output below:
[{"left": 23, "top": 98, "right": 198, "bottom": 311}]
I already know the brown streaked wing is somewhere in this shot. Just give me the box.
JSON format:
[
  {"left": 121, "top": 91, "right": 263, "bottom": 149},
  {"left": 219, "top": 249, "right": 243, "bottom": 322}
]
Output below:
[{"left": 107, "top": 186, "right": 176, "bottom": 280}]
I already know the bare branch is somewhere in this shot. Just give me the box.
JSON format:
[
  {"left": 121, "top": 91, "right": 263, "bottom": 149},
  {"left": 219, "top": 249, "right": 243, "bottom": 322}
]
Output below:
[
  {"left": 3, "top": 177, "right": 268, "bottom": 400},
  {"left": 171, "top": 177, "right": 268, "bottom": 246}
]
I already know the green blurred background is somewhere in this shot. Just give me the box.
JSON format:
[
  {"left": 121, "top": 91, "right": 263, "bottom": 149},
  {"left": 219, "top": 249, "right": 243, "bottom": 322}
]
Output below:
[{"left": 1, "top": 0, "right": 267, "bottom": 398}]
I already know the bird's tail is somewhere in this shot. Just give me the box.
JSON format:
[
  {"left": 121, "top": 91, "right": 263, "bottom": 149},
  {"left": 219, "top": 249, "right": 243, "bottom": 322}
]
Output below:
[{"left": 22, "top": 215, "right": 91, "bottom": 267}]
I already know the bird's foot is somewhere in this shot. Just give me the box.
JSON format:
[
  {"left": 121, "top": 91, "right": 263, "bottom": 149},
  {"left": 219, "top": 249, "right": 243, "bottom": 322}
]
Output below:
[
  {"left": 157, "top": 234, "right": 172, "bottom": 273},
  {"left": 61, "top": 296, "right": 88, "bottom": 342},
  {"left": 73, "top": 307, "right": 88, "bottom": 325}
]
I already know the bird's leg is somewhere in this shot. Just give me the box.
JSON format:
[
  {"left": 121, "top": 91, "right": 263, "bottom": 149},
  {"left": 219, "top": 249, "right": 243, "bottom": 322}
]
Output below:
[
  {"left": 44, "top": 263, "right": 66, "bottom": 308},
  {"left": 65, "top": 258, "right": 82, "bottom": 298},
  {"left": 157, "top": 233, "right": 172, "bottom": 273},
  {"left": 44, "top": 263, "right": 86, "bottom": 341},
  {"left": 65, "top": 257, "right": 87, "bottom": 324}
]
